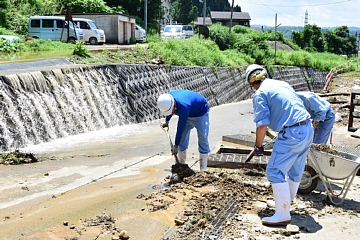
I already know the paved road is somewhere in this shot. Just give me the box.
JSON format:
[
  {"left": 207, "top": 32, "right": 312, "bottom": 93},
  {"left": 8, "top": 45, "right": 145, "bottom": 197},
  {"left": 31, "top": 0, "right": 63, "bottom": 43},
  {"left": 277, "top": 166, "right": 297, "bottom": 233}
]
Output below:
[
  {"left": 0, "top": 98, "right": 359, "bottom": 239},
  {"left": 86, "top": 43, "right": 147, "bottom": 52}
]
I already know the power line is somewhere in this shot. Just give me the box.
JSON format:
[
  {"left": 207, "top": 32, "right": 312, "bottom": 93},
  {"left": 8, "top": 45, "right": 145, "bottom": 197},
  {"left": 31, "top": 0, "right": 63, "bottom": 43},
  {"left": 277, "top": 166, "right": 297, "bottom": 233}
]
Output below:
[
  {"left": 256, "top": 0, "right": 304, "bottom": 25},
  {"left": 238, "top": 0, "right": 351, "bottom": 8},
  {"left": 265, "top": 0, "right": 351, "bottom": 7}
]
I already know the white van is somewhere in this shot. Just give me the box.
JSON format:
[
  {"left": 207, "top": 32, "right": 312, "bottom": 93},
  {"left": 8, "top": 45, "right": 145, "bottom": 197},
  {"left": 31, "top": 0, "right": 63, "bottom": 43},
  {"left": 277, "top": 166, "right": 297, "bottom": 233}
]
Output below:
[
  {"left": 72, "top": 18, "right": 106, "bottom": 45},
  {"left": 182, "top": 25, "right": 194, "bottom": 38},
  {"left": 28, "top": 16, "right": 84, "bottom": 43},
  {"left": 135, "top": 24, "right": 146, "bottom": 42}
]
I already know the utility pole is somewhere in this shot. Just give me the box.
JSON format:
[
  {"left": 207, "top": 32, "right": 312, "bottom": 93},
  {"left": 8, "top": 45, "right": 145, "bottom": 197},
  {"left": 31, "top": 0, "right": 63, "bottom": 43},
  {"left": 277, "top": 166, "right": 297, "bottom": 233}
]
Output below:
[
  {"left": 144, "top": 0, "right": 148, "bottom": 32},
  {"left": 274, "top": 14, "right": 281, "bottom": 65},
  {"left": 275, "top": 13, "right": 277, "bottom": 65},
  {"left": 203, "top": 0, "right": 206, "bottom": 25},
  {"left": 229, "top": 0, "right": 234, "bottom": 35},
  {"left": 228, "top": 0, "right": 234, "bottom": 47}
]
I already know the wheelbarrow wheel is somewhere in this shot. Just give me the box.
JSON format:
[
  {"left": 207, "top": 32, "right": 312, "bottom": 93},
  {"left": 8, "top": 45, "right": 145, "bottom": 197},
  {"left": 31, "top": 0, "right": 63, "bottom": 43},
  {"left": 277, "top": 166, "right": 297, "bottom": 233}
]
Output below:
[{"left": 298, "top": 165, "right": 318, "bottom": 194}]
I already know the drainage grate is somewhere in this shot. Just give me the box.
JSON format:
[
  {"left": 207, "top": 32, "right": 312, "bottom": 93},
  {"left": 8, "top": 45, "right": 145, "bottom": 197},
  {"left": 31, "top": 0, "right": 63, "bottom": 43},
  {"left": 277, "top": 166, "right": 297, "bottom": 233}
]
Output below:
[
  {"left": 146, "top": 183, "right": 169, "bottom": 191},
  {"left": 208, "top": 147, "right": 271, "bottom": 169},
  {"left": 333, "top": 145, "right": 360, "bottom": 156},
  {"left": 198, "top": 198, "right": 239, "bottom": 240}
]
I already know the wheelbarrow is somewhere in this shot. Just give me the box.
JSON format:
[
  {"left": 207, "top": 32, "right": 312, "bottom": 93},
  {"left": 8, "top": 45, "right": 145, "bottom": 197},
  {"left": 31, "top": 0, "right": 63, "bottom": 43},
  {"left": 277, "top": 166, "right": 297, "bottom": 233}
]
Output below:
[{"left": 299, "top": 147, "right": 360, "bottom": 205}]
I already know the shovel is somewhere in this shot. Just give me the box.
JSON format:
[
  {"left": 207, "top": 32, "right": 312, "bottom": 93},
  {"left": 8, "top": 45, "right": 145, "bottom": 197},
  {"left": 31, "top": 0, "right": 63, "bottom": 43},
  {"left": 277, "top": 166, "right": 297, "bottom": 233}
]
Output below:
[
  {"left": 161, "top": 125, "right": 180, "bottom": 164},
  {"left": 161, "top": 125, "right": 195, "bottom": 184}
]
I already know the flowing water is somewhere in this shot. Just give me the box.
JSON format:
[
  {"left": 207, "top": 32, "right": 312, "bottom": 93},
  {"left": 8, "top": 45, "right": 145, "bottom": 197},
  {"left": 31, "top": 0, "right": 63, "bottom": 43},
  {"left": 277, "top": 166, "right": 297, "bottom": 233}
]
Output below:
[{"left": 0, "top": 65, "right": 128, "bottom": 151}]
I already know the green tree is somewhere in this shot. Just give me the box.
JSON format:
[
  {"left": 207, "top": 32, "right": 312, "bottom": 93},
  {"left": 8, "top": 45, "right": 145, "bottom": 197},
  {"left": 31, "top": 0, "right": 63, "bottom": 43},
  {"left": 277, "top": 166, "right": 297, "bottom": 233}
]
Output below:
[
  {"left": 324, "top": 26, "right": 357, "bottom": 56},
  {"left": 207, "top": 0, "right": 231, "bottom": 11},
  {"left": 2, "top": 0, "right": 63, "bottom": 35},
  {"left": 104, "top": 0, "right": 139, "bottom": 19},
  {"left": 188, "top": 6, "right": 198, "bottom": 23},
  {"left": 0, "top": 0, "right": 8, "bottom": 27},
  {"left": 291, "top": 30, "right": 303, "bottom": 48},
  {"left": 61, "top": 0, "right": 112, "bottom": 14},
  {"left": 170, "top": 1, "right": 180, "bottom": 22},
  {"left": 177, "top": 0, "right": 193, "bottom": 24},
  {"left": 291, "top": 24, "right": 324, "bottom": 52}
]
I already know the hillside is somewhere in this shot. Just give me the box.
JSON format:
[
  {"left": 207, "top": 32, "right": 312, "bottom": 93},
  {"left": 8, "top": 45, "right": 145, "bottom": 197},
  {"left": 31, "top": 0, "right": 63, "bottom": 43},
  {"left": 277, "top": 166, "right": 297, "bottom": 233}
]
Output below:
[{"left": 252, "top": 25, "right": 360, "bottom": 39}]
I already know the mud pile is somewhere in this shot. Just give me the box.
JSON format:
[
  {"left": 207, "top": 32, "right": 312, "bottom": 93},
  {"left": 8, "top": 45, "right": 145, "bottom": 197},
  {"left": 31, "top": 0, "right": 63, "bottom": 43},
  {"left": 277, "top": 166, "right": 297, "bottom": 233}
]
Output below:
[{"left": 139, "top": 166, "right": 360, "bottom": 239}]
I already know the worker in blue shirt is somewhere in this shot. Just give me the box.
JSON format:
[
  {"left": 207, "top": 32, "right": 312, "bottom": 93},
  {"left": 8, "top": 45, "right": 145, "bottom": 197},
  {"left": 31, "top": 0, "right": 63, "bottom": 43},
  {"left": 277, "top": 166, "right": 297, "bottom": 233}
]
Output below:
[
  {"left": 245, "top": 64, "right": 314, "bottom": 226},
  {"left": 157, "top": 90, "right": 210, "bottom": 171},
  {"left": 297, "top": 91, "right": 335, "bottom": 144}
]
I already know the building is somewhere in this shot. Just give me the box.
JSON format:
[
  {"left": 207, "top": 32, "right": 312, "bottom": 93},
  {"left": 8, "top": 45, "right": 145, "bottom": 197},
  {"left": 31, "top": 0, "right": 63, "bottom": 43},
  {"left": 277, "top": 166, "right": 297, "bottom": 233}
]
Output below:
[
  {"left": 210, "top": 11, "right": 251, "bottom": 27},
  {"left": 71, "top": 13, "right": 137, "bottom": 44},
  {"left": 193, "top": 17, "right": 212, "bottom": 27}
]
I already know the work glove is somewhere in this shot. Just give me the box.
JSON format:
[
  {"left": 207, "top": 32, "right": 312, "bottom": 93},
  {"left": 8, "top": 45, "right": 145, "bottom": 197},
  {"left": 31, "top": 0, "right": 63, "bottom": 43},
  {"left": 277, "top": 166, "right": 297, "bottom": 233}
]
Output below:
[
  {"left": 171, "top": 145, "right": 178, "bottom": 155},
  {"left": 160, "top": 121, "right": 169, "bottom": 129},
  {"left": 253, "top": 145, "right": 264, "bottom": 156}
]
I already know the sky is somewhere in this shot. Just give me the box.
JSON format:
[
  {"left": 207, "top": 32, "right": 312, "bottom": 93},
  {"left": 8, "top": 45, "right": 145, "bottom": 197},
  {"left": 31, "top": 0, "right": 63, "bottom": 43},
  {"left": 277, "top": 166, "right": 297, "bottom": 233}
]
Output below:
[{"left": 230, "top": 0, "right": 360, "bottom": 28}]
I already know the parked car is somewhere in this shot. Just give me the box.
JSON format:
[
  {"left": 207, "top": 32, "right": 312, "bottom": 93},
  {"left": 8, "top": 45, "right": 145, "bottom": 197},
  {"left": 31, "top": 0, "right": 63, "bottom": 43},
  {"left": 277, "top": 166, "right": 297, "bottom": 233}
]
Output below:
[
  {"left": 72, "top": 18, "right": 106, "bottom": 45},
  {"left": 28, "top": 16, "right": 84, "bottom": 43},
  {"left": 135, "top": 24, "right": 146, "bottom": 42},
  {"left": 0, "top": 35, "right": 21, "bottom": 42},
  {"left": 182, "top": 25, "right": 194, "bottom": 38},
  {"left": 161, "top": 25, "right": 185, "bottom": 40}
]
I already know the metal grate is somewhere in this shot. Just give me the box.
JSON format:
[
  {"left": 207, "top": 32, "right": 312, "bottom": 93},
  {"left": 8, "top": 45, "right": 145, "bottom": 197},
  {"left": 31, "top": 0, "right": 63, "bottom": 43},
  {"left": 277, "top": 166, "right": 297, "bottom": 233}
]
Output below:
[
  {"left": 198, "top": 198, "right": 239, "bottom": 240},
  {"left": 332, "top": 145, "right": 360, "bottom": 157}
]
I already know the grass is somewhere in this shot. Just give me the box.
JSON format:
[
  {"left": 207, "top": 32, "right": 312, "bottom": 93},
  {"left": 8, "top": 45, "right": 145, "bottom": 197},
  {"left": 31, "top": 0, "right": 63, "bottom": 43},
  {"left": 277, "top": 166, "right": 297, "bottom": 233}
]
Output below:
[
  {"left": 0, "top": 38, "right": 75, "bottom": 61},
  {"left": 0, "top": 27, "right": 358, "bottom": 73},
  {"left": 0, "top": 151, "right": 38, "bottom": 165}
]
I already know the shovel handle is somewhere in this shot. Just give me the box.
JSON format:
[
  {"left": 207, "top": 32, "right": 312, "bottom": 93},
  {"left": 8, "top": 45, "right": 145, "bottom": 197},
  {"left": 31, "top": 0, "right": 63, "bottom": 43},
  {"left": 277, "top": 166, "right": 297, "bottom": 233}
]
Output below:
[
  {"left": 245, "top": 149, "right": 255, "bottom": 163},
  {"left": 161, "top": 125, "right": 180, "bottom": 164}
]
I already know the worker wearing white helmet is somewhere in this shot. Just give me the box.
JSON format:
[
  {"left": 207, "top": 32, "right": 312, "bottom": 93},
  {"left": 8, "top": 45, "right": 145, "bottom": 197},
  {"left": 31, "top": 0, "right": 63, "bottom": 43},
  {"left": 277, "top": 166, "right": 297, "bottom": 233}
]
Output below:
[
  {"left": 245, "top": 64, "right": 314, "bottom": 226},
  {"left": 157, "top": 90, "right": 210, "bottom": 171}
]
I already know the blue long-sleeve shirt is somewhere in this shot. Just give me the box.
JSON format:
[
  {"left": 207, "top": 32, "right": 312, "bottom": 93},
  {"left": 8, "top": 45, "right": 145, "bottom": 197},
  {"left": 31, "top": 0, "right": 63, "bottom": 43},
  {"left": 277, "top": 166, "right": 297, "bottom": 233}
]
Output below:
[
  {"left": 165, "top": 90, "right": 209, "bottom": 146},
  {"left": 296, "top": 91, "right": 331, "bottom": 121},
  {"left": 253, "top": 79, "right": 310, "bottom": 132}
]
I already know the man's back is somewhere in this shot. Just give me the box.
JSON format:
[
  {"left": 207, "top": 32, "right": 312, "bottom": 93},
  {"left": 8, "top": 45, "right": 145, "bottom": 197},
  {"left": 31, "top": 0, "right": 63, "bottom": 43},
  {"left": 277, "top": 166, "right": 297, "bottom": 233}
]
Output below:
[
  {"left": 297, "top": 91, "right": 331, "bottom": 121},
  {"left": 253, "top": 79, "right": 310, "bottom": 132}
]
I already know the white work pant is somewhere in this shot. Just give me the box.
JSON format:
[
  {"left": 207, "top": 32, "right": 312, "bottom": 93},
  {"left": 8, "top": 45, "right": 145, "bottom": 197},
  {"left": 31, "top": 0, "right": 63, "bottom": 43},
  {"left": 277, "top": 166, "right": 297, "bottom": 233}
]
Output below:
[
  {"left": 266, "top": 120, "right": 314, "bottom": 183},
  {"left": 178, "top": 113, "right": 210, "bottom": 154},
  {"left": 313, "top": 108, "right": 335, "bottom": 144}
]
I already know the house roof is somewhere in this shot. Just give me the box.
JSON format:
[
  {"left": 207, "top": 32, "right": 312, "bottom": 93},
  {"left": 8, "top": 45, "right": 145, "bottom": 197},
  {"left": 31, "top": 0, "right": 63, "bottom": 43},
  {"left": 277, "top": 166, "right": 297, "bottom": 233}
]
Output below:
[
  {"left": 210, "top": 11, "right": 251, "bottom": 21},
  {"left": 193, "top": 17, "right": 212, "bottom": 26}
]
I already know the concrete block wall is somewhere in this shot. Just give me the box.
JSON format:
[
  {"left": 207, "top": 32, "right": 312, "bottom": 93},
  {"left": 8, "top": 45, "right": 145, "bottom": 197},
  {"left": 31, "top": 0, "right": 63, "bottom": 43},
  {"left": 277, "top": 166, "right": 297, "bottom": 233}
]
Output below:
[{"left": 272, "top": 66, "right": 327, "bottom": 92}]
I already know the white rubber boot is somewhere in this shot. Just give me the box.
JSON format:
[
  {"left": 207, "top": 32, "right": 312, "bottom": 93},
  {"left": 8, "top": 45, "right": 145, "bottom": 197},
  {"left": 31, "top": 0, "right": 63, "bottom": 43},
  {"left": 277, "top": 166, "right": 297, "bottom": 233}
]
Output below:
[
  {"left": 288, "top": 179, "right": 300, "bottom": 201},
  {"left": 267, "top": 179, "right": 300, "bottom": 208},
  {"left": 199, "top": 153, "right": 209, "bottom": 171},
  {"left": 262, "top": 182, "right": 291, "bottom": 226},
  {"left": 177, "top": 150, "right": 186, "bottom": 164}
]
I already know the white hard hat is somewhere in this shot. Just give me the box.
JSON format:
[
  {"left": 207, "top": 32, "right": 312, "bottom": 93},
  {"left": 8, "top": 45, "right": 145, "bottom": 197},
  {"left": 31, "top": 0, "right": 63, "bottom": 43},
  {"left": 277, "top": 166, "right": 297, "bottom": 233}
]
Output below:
[
  {"left": 157, "top": 93, "right": 175, "bottom": 116},
  {"left": 245, "top": 64, "right": 267, "bottom": 83}
]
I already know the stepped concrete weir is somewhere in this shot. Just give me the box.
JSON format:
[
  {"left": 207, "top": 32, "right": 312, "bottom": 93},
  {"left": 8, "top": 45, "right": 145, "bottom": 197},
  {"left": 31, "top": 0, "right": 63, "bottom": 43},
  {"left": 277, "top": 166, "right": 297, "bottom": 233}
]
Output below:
[{"left": 0, "top": 60, "right": 327, "bottom": 151}]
